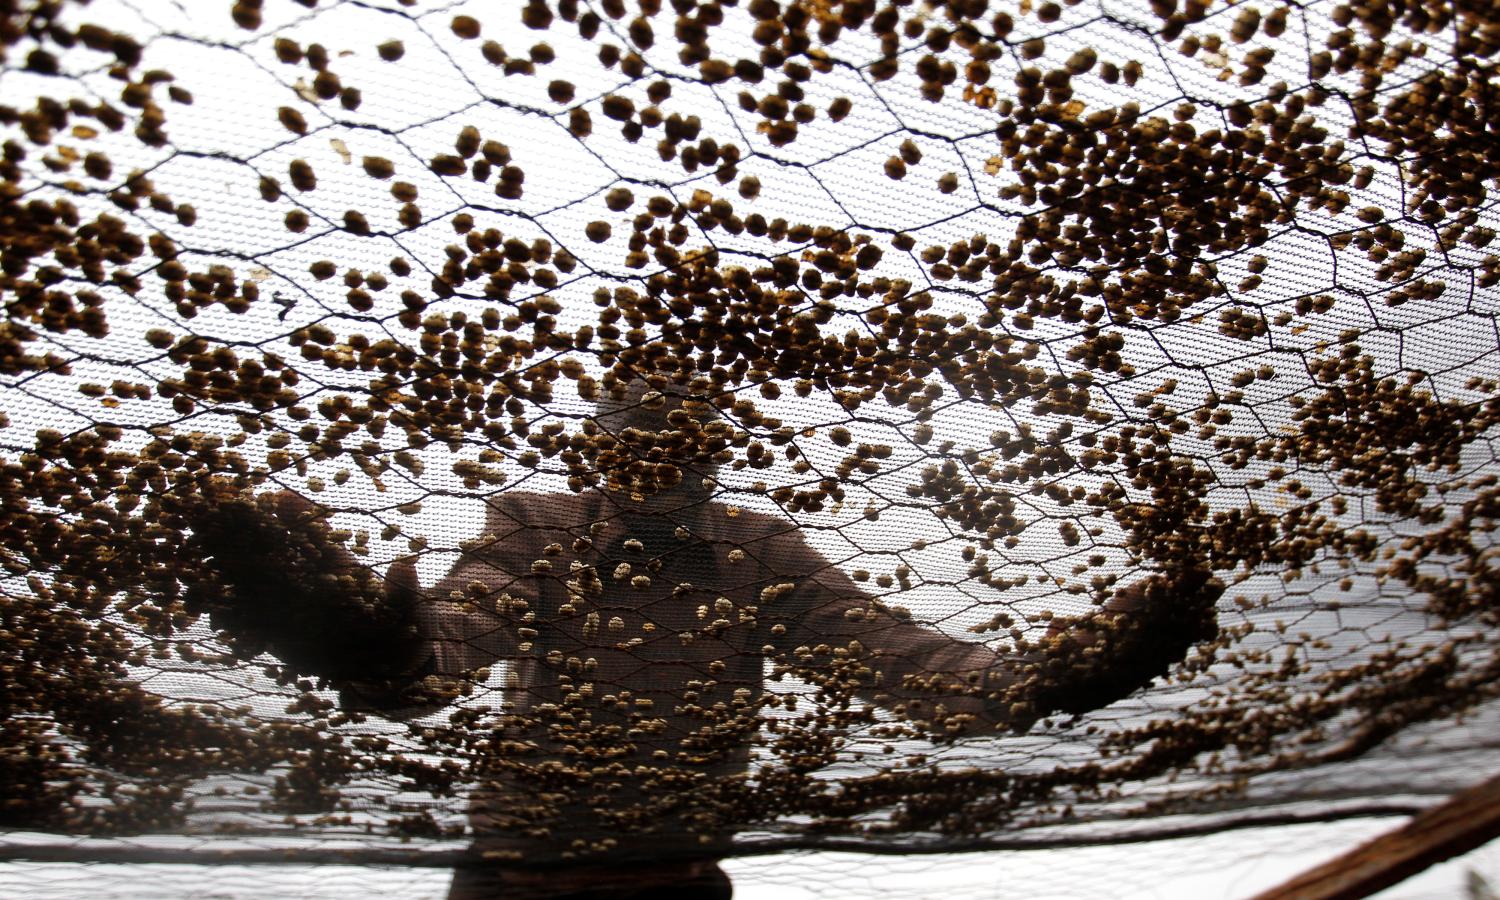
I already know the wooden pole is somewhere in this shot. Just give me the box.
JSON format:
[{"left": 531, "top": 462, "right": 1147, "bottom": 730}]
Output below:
[{"left": 1253, "top": 772, "right": 1500, "bottom": 900}]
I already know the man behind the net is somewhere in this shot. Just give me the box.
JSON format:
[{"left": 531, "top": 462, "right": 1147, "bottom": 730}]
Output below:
[{"left": 187, "top": 373, "right": 1222, "bottom": 899}]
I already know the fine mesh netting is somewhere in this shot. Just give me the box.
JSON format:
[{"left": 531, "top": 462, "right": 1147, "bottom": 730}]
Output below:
[{"left": 2, "top": 0, "right": 1499, "bottom": 894}]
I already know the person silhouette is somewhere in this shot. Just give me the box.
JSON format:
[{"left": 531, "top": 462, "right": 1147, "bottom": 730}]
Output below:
[{"left": 186, "top": 373, "right": 1223, "bottom": 899}]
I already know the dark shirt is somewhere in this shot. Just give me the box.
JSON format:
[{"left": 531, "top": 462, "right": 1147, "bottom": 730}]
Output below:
[{"left": 353, "top": 490, "right": 1008, "bottom": 862}]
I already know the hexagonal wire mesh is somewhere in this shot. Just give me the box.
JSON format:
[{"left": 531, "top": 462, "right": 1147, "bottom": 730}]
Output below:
[{"left": 2, "top": 0, "right": 1499, "bottom": 895}]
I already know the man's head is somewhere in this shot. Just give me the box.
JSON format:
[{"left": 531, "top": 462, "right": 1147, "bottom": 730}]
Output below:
[{"left": 587, "top": 372, "right": 727, "bottom": 529}]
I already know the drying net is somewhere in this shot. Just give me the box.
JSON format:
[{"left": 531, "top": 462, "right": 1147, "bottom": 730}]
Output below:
[{"left": 2, "top": 0, "right": 1499, "bottom": 892}]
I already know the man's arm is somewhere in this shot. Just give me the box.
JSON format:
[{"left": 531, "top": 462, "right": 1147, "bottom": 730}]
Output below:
[
  {"left": 183, "top": 489, "right": 517, "bottom": 719},
  {"left": 184, "top": 490, "right": 424, "bottom": 683},
  {"left": 762, "top": 533, "right": 1221, "bottom": 736},
  {"left": 1021, "top": 569, "right": 1223, "bottom": 722},
  {"left": 763, "top": 548, "right": 1015, "bottom": 736}
]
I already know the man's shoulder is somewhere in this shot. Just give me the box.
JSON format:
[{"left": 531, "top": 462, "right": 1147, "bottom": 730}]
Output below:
[
  {"left": 693, "top": 502, "right": 802, "bottom": 544},
  {"left": 481, "top": 490, "right": 595, "bottom": 532}
]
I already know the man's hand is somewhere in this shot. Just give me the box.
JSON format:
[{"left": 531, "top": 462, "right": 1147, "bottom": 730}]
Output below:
[
  {"left": 994, "top": 569, "right": 1224, "bottom": 726},
  {"left": 182, "top": 489, "right": 422, "bottom": 686}
]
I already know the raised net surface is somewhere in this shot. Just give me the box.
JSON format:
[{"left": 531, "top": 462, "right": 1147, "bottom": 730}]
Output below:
[{"left": 2, "top": 0, "right": 1499, "bottom": 889}]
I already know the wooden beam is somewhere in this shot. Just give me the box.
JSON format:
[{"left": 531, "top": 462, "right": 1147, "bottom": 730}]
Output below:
[{"left": 1253, "top": 772, "right": 1500, "bottom": 900}]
